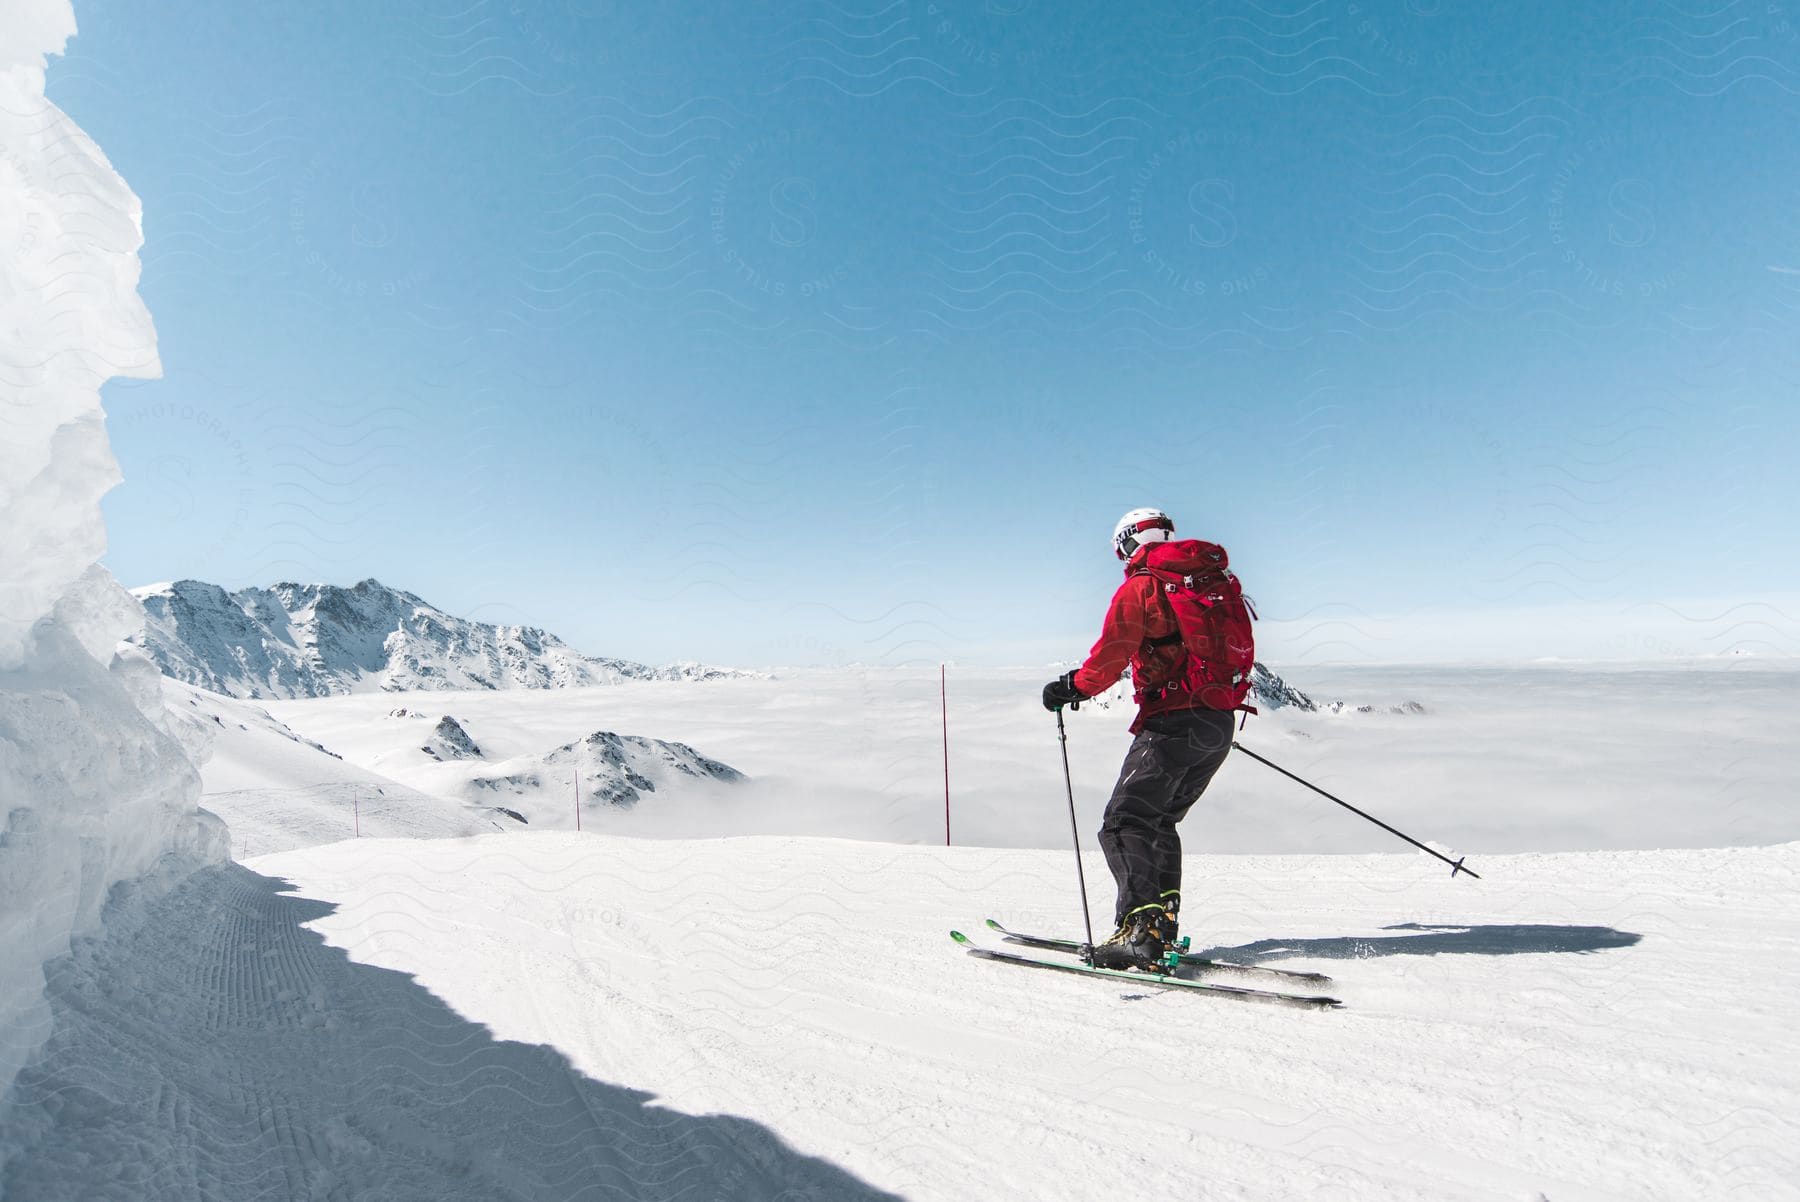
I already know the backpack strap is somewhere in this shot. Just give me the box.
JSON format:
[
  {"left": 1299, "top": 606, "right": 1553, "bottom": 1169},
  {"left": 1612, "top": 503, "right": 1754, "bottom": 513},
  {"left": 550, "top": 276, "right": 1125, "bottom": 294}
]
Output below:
[{"left": 1137, "top": 569, "right": 1187, "bottom": 650}]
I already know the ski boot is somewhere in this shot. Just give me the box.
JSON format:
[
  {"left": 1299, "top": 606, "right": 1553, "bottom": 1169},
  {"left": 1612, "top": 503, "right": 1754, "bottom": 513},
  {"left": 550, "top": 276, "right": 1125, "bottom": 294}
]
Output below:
[
  {"left": 1089, "top": 903, "right": 1168, "bottom": 972},
  {"left": 1153, "top": 891, "right": 1181, "bottom": 946},
  {"left": 1152, "top": 891, "right": 1192, "bottom": 973}
]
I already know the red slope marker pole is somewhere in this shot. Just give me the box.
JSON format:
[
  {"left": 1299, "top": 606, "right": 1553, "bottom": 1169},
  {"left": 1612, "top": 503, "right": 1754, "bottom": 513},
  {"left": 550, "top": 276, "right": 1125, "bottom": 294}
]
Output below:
[{"left": 942, "top": 663, "right": 951, "bottom": 846}]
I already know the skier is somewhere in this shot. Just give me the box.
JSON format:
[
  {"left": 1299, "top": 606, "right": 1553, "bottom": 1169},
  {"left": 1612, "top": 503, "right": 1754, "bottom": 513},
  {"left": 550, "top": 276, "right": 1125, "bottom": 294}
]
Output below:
[{"left": 1041, "top": 508, "right": 1258, "bottom": 971}]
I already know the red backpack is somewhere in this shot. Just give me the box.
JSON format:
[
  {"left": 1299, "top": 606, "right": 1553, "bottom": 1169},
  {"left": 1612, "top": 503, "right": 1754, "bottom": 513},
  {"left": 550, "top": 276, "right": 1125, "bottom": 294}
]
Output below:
[{"left": 1133, "top": 540, "right": 1258, "bottom": 714}]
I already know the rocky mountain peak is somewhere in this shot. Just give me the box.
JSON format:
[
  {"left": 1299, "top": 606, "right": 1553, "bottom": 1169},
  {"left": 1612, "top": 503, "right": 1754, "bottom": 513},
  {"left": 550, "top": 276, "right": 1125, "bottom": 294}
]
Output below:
[{"left": 129, "top": 578, "right": 749, "bottom": 700}]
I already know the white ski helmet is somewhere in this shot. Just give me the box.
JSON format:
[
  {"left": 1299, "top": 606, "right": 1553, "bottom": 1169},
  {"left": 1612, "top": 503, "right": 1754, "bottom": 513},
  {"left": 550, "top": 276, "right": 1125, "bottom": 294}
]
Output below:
[{"left": 1112, "top": 507, "right": 1174, "bottom": 560}]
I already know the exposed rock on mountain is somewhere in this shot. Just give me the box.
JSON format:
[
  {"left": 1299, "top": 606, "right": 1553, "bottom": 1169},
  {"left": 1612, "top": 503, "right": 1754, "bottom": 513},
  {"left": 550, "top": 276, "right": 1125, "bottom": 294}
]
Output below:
[
  {"left": 130, "top": 578, "right": 749, "bottom": 699},
  {"left": 1250, "top": 662, "right": 1318, "bottom": 711},
  {"left": 466, "top": 730, "right": 745, "bottom": 812},
  {"left": 421, "top": 716, "right": 482, "bottom": 761}
]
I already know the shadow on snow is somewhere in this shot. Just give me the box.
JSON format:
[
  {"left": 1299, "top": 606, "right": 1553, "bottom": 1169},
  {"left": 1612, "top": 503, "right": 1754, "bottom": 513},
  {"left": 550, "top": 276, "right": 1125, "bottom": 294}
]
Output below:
[
  {"left": 1196, "top": 923, "right": 1642, "bottom": 964},
  {"left": 3, "top": 862, "right": 904, "bottom": 1202}
]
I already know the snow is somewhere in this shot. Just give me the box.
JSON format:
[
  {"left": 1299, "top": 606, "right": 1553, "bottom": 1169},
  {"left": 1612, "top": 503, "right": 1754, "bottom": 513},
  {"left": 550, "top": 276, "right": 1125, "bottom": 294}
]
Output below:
[
  {"left": 0, "top": 0, "right": 219, "bottom": 1135},
  {"left": 1, "top": 656, "right": 1761, "bottom": 1197},
  {"left": 16, "top": 546, "right": 1795, "bottom": 1195},
  {"left": 162, "top": 676, "right": 752, "bottom": 847},
  {"left": 162, "top": 678, "right": 493, "bottom": 857},
  {"left": 4, "top": 831, "right": 1794, "bottom": 1199}
]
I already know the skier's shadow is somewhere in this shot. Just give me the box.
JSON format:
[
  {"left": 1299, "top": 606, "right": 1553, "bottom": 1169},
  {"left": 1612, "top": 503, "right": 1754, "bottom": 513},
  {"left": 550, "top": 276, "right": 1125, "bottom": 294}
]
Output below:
[{"left": 1195, "top": 922, "right": 1642, "bottom": 964}]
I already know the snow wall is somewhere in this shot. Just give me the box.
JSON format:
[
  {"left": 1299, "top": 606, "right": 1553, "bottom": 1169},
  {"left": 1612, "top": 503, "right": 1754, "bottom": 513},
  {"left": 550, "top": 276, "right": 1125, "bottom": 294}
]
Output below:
[{"left": 0, "top": 0, "right": 226, "bottom": 1128}]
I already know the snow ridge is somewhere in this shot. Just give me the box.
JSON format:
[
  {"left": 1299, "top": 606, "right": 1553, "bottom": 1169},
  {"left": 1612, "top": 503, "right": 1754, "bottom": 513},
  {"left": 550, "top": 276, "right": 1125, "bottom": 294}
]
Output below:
[
  {"left": 467, "top": 729, "right": 746, "bottom": 815},
  {"left": 131, "top": 578, "right": 752, "bottom": 699}
]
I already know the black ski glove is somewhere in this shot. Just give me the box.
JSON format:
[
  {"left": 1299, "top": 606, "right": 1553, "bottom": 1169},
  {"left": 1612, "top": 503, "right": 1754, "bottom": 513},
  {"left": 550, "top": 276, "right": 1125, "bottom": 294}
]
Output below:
[{"left": 1041, "top": 670, "right": 1086, "bottom": 712}]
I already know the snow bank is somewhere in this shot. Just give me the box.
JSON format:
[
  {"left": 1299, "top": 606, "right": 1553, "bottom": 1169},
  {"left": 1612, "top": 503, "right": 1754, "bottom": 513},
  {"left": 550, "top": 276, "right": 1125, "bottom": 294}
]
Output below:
[{"left": 0, "top": 0, "right": 223, "bottom": 1134}]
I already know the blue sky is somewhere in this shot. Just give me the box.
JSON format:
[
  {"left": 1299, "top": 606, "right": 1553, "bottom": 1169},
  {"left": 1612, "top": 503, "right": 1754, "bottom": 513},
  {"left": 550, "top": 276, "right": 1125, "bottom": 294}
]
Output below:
[{"left": 52, "top": 1, "right": 1800, "bottom": 666}]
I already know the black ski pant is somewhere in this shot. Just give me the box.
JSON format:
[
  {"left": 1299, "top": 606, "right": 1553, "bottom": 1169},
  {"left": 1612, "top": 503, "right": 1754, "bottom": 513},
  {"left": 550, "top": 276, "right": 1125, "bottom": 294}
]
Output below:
[{"left": 1097, "top": 707, "right": 1235, "bottom": 926}]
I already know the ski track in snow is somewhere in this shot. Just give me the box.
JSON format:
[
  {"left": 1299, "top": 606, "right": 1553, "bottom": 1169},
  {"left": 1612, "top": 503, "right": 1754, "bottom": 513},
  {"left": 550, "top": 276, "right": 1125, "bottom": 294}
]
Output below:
[
  {"left": 6, "top": 834, "right": 1797, "bottom": 1200},
  {"left": 0, "top": 861, "right": 899, "bottom": 1201}
]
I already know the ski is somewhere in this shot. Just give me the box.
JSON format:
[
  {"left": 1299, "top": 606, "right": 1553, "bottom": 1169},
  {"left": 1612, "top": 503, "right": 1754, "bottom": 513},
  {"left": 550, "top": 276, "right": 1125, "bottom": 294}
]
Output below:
[
  {"left": 984, "top": 918, "right": 1334, "bottom": 985},
  {"left": 951, "top": 931, "right": 1341, "bottom": 1010}
]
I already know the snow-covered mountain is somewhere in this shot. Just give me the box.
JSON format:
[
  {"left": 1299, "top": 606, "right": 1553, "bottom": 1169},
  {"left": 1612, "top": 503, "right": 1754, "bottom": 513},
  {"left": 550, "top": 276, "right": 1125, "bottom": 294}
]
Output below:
[
  {"left": 1247, "top": 663, "right": 1426, "bottom": 715},
  {"left": 162, "top": 679, "right": 499, "bottom": 855},
  {"left": 130, "top": 578, "right": 748, "bottom": 699},
  {"left": 420, "top": 715, "right": 483, "bottom": 761},
  {"left": 465, "top": 729, "right": 746, "bottom": 819},
  {"left": 1249, "top": 662, "right": 1318, "bottom": 710}
]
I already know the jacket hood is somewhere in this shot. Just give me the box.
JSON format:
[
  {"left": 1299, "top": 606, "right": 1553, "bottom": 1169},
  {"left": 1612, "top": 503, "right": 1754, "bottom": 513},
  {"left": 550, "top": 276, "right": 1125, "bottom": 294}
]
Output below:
[{"left": 1127, "top": 537, "right": 1228, "bottom": 576}]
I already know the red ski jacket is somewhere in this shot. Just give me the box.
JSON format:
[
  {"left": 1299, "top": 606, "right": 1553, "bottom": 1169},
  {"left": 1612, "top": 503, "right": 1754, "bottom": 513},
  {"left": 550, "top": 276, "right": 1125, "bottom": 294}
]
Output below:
[{"left": 1071, "top": 540, "right": 1228, "bottom": 732}]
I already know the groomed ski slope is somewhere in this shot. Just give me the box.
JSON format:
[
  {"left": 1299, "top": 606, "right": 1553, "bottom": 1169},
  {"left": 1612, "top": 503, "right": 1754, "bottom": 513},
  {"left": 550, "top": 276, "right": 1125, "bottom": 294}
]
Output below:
[{"left": 6, "top": 834, "right": 1795, "bottom": 1200}]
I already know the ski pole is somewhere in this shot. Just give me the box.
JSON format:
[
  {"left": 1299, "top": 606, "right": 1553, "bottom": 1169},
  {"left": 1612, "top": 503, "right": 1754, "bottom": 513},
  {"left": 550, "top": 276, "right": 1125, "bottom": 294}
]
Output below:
[
  {"left": 1231, "top": 741, "right": 1481, "bottom": 879},
  {"left": 1056, "top": 708, "right": 1099, "bottom": 963}
]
